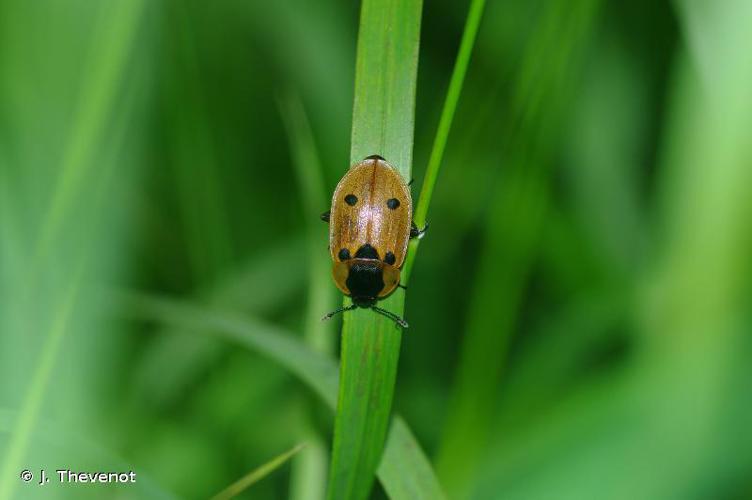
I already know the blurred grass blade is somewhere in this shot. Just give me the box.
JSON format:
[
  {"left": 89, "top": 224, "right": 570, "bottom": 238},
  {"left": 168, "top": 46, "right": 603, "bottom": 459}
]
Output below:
[
  {"left": 211, "top": 443, "right": 306, "bottom": 500},
  {"left": 0, "top": 3, "right": 146, "bottom": 498},
  {"left": 279, "top": 93, "right": 328, "bottom": 230},
  {"left": 0, "top": 276, "right": 81, "bottom": 500},
  {"left": 0, "top": 410, "right": 178, "bottom": 500},
  {"left": 34, "top": 0, "right": 145, "bottom": 262},
  {"left": 473, "top": 12, "right": 752, "bottom": 492},
  {"left": 135, "top": 237, "right": 307, "bottom": 408},
  {"left": 289, "top": 432, "right": 328, "bottom": 500},
  {"left": 435, "top": 0, "right": 601, "bottom": 496},
  {"left": 378, "top": 417, "right": 447, "bottom": 500},
  {"left": 120, "top": 292, "right": 445, "bottom": 499},
  {"left": 328, "top": 0, "right": 423, "bottom": 499},
  {"left": 121, "top": 292, "right": 339, "bottom": 408},
  {"left": 279, "top": 92, "right": 336, "bottom": 356},
  {"left": 403, "top": 0, "right": 486, "bottom": 281},
  {"left": 164, "top": 1, "right": 232, "bottom": 284},
  {"left": 280, "top": 93, "right": 336, "bottom": 500}
]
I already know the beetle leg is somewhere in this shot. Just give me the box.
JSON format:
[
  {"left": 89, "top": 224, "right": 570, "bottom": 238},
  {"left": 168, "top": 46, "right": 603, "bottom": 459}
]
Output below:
[
  {"left": 320, "top": 210, "right": 330, "bottom": 223},
  {"left": 410, "top": 221, "right": 429, "bottom": 240},
  {"left": 408, "top": 178, "right": 414, "bottom": 186},
  {"left": 398, "top": 283, "right": 408, "bottom": 290}
]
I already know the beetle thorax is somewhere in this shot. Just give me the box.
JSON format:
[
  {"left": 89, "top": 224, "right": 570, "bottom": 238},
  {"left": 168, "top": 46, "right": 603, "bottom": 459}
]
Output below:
[{"left": 345, "top": 259, "right": 384, "bottom": 306}]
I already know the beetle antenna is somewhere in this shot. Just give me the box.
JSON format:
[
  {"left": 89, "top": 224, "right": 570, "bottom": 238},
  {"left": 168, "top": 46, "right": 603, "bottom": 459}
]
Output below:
[
  {"left": 321, "top": 304, "right": 358, "bottom": 322},
  {"left": 372, "top": 307, "right": 409, "bottom": 329}
]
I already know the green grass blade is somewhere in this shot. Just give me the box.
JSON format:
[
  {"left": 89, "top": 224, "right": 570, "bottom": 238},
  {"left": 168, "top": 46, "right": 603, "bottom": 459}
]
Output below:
[
  {"left": 378, "top": 425, "right": 446, "bottom": 500},
  {"left": 135, "top": 238, "right": 308, "bottom": 407},
  {"left": 34, "top": 0, "right": 145, "bottom": 263},
  {"left": 328, "top": 0, "right": 423, "bottom": 499},
  {"left": 121, "top": 292, "right": 339, "bottom": 407},
  {"left": 434, "top": 0, "right": 601, "bottom": 496},
  {"left": 0, "top": 410, "right": 178, "bottom": 500},
  {"left": 470, "top": 3, "right": 752, "bottom": 496},
  {"left": 280, "top": 92, "right": 337, "bottom": 500},
  {"left": 289, "top": 432, "right": 329, "bottom": 500},
  {"left": 349, "top": 0, "right": 422, "bottom": 169},
  {"left": 119, "top": 292, "right": 446, "bottom": 500},
  {"left": 403, "top": 0, "right": 486, "bottom": 282},
  {"left": 0, "top": 277, "right": 81, "bottom": 500},
  {"left": 279, "top": 92, "right": 337, "bottom": 356},
  {"left": 211, "top": 443, "right": 306, "bottom": 500},
  {"left": 330, "top": 321, "right": 404, "bottom": 500},
  {"left": 164, "top": 1, "right": 233, "bottom": 284},
  {"left": 378, "top": 417, "right": 447, "bottom": 500},
  {"left": 0, "top": 3, "right": 146, "bottom": 497}
]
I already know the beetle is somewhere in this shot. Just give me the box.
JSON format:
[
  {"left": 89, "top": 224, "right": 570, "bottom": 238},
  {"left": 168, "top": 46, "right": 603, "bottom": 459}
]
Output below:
[{"left": 320, "top": 154, "right": 427, "bottom": 328}]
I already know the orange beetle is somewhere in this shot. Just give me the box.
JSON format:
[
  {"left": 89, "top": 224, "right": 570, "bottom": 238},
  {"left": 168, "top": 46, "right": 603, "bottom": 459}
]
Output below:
[{"left": 321, "top": 155, "right": 427, "bottom": 328}]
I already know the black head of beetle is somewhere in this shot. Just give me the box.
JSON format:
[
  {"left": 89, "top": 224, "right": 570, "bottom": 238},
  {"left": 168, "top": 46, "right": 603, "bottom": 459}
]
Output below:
[{"left": 323, "top": 250, "right": 408, "bottom": 328}]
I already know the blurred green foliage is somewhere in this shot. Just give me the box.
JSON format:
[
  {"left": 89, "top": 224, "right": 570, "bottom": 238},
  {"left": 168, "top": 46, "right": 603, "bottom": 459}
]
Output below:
[{"left": 1, "top": 0, "right": 751, "bottom": 499}]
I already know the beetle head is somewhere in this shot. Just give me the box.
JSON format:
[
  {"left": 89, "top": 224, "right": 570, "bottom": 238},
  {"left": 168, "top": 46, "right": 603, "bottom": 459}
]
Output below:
[
  {"left": 325, "top": 258, "right": 408, "bottom": 328},
  {"left": 352, "top": 296, "right": 377, "bottom": 308}
]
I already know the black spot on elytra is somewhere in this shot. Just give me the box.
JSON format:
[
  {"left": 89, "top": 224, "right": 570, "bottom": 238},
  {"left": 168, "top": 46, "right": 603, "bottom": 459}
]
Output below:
[
  {"left": 345, "top": 194, "right": 358, "bottom": 206},
  {"left": 354, "top": 243, "right": 379, "bottom": 260},
  {"left": 386, "top": 198, "right": 400, "bottom": 210},
  {"left": 338, "top": 248, "right": 351, "bottom": 261},
  {"left": 384, "top": 251, "right": 396, "bottom": 265}
]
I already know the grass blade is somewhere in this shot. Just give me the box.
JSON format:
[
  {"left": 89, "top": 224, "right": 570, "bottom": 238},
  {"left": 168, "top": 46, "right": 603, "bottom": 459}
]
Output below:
[
  {"left": 403, "top": 0, "right": 487, "bottom": 282},
  {"left": 0, "top": 3, "right": 146, "bottom": 497},
  {"left": 119, "top": 292, "right": 445, "bottom": 500},
  {"left": 121, "top": 292, "right": 339, "bottom": 407},
  {"left": 328, "top": 0, "right": 423, "bottom": 499},
  {"left": 378, "top": 417, "right": 447, "bottom": 500},
  {"left": 0, "top": 277, "right": 80, "bottom": 500},
  {"left": 163, "top": 1, "right": 233, "bottom": 284},
  {"left": 349, "top": 0, "right": 422, "bottom": 168},
  {"left": 0, "top": 410, "right": 178, "bottom": 500},
  {"left": 134, "top": 238, "right": 308, "bottom": 408},
  {"left": 279, "top": 92, "right": 336, "bottom": 356},
  {"left": 211, "top": 443, "right": 306, "bottom": 500},
  {"left": 280, "top": 92, "right": 337, "bottom": 500},
  {"left": 434, "top": 0, "right": 601, "bottom": 496},
  {"left": 34, "top": 1, "right": 145, "bottom": 263}
]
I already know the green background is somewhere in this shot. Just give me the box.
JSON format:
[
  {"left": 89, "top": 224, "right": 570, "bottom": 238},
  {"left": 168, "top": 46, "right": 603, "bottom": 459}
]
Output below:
[{"left": 1, "top": 0, "right": 751, "bottom": 499}]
